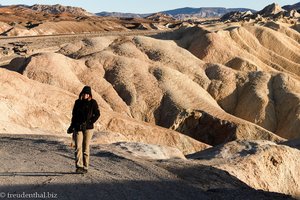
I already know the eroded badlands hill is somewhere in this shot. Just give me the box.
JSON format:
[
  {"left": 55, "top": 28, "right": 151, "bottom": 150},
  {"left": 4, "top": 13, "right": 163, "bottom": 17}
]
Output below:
[
  {"left": 189, "top": 139, "right": 300, "bottom": 197},
  {"left": 0, "top": 4, "right": 300, "bottom": 199},
  {"left": 4, "top": 22, "right": 298, "bottom": 145}
]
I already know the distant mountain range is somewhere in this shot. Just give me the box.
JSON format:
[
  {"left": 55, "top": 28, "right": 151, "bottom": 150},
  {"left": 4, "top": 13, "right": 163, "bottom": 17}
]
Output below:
[
  {"left": 96, "top": 7, "right": 256, "bottom": 19},
  {"left": 0, "top": 2, "right": 299, "bottom": 19},
  {"left": 163, "top": 7, "right": 256, "bottom": 19},
  {"left": 282, "top": 2, "right": 300, "bottom": 11},
  {"left": 97, "top": 2, "right": 300, "bottom": 19},
  {"left": 96, "top": 12, "right": 148, "bottom": 18}
]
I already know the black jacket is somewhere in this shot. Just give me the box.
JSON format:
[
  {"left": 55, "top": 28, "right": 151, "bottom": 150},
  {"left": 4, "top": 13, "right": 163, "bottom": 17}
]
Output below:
[{"left": 70, "top": 99, "right": 100, "bottom": 131}]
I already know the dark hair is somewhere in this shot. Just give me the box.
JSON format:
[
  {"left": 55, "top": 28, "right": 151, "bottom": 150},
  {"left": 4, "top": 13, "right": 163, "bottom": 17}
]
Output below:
[{"left": 79, "top": 86, "right": 92, "bottom": 100}]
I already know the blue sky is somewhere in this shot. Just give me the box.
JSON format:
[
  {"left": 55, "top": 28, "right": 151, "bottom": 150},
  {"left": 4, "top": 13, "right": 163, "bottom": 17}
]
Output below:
[{"left": 0, "top": 0, "right": 299, "bottom": 13}]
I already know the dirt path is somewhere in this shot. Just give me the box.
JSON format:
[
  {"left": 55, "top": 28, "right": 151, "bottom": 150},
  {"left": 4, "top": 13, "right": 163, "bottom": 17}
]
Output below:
[
  {"left": 0, "top": 30, "right": 168, "bottom": 41},
  {"left": 0, "top": 134, "right": 292, "bottom": 200}
]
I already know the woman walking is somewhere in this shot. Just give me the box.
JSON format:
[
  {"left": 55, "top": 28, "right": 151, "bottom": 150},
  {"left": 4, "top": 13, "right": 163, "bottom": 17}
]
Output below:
[{"left": 67, "top": 86, "right": 100, "bottom": 174}]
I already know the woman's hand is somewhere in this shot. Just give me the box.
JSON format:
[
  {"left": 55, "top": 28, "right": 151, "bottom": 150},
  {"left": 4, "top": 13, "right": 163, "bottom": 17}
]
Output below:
[{"left": 67, "top": 126, "right": 74, "bottom": 134}]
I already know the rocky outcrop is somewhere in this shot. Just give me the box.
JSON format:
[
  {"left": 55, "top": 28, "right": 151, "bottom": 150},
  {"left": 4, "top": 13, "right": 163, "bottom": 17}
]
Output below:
[
  {"left": 257, "top": 3, "right": 284, "bottom": 16},
  {"left": 221, "top": 3, "right": 300, "bottom": 22},
  {"left": 107, "top": 142, "right": 186, "bottom": 160},
  {"left": 221, "top": 11, "right": 253, "bottom": 22},
  {"left": 170, "top": 109, "right": 282, "bottom": 146},
  {"left": 285, "top": 9, "right": 300, "bottom": 18},
  {"left": 0, "top": 21, "right": 11, "bottom": 35},
  {"left": 29, "top": 4, "right": 94, "bottom": 16},
  {"left": 189, "top": 140, "right": 300, "bottom": 197},
  {"left": 145, "top": 13, "right": 176, "bottom": 22}
]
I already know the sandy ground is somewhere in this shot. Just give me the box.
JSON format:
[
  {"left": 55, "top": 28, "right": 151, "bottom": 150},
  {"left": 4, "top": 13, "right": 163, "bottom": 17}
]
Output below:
[{"left": 0, "top": 134, "right": 293, "bottom": 200}]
